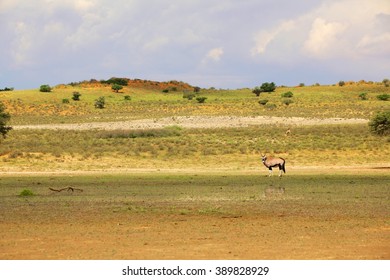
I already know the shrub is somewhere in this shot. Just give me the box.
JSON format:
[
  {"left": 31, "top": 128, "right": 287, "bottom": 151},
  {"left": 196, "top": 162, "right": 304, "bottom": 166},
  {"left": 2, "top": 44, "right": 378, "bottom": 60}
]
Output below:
[
  {"left": 338, "top": 81, "right": 345, "bottom": 87},
  {"left": 196, "top": 97, "right": 207, "bottom": 103},
  {"left": 281, "top": 91, "right": 293, "bottom": 98},
  {"left": 253, "top": 82, "right": 276, "bottom": 96},
  {"left": 0, "top": 101, "right": 12, "bottom": 139},
  {"left": 97, "top": 126, "right": 182, "bottom": 139},
  {"left": 94, "top": 97, "right": 105, "bottom": 109},
  {"left": 359, "top": 92, "right": 368, "bottom": 100},
  {"left": 282, "top": 99, "right": 294, "bottom": 106},
  {"left": 62, "top": 98, "right": 70, "bottom": 104},
  {"left": 258, "top": 99, "right": 269, "bottom": 105},
  {"left": 101, "top": 77, "right": 128, "bottom": 86},
  {"left": 19, "top": 189, "right": 35, "bottom": 197},
  {"left": 111, "top": 84, "right": 123, "bottom": 93},
  {"left": 376, "top": 94, "right": 390, "bottom": 101},
  {"left": 193, "top": 86, "right": 201, "bottom": 93},
  {"left": 72, "top": 92, "right": 81, "bottom": 101},
  {"left": 124, "top": 95, "right": 131, "bottom": 101},
  {"left": 369, "top": 111, "right": 390, "bottom": 136},
  {"left": 39, "top": 84, "right": 52, "bottom": 92},
  {"left": 0, "top": 87, "right": 14, "bottom": 91},
  {"left": 162, "top": 89, "right": 169, "bottom": 93},
  {"left": 383, "top": 78, "right": 389, "bottom": 87}
]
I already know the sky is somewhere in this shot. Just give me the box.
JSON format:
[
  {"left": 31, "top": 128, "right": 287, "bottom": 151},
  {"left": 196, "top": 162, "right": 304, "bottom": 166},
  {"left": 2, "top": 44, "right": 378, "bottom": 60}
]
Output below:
[{"left": 1, "top": 0, "right": 389, "bottom": 89}]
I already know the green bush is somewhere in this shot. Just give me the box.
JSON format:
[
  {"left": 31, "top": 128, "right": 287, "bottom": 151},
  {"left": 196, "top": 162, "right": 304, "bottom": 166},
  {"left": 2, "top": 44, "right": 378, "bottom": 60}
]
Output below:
[
  {"left": 62, "top": 98, "right": 70, "bottom": 104},
  {"left": 253, "top": 82, "right": 276, "bottom": 96},
  {"left": 0, "top": 101, "right": 12, "bottom": 139},
  {"left": 338, "top": 81, "right": 345, "bottom": 87},
  {"left": 281, "top": 91, "right": 293, "bottom": 98},
  {"left": 359, "top": 92, "right": 368, "bottom": 100},
  {"left": 124, "top": 95, "right": 131, "bottom": 101},
  {"left": 39, "top": 84, "right": 52, "bottom": 92},
  {"left": 94, "top": 96, "right": 105, "bottom": 109},
  {"left": 282, "top": 99, "right": 294, "bottom": 106},
  {"left": 111, "top": 84, "right": 123, "bottom": 93},
  {"left": 196, "top": 97, "right": 207, "bottom": 103},
  {"left": 19, "top": 189, "right": 35, "bottom": 197},
  {"left": 101, "top": 77, "right": 128, "bottom": 86},
  {"left": 258, "top": 99, "right": 269, "bottom": 105},
  {"left": 72, "top": 92, "right": 81, "bottom": 101},
  {"left": 369, "top": 111, "right": 390, "bottom": 136},
  {"left": 376, "top": 94, "right": 390, "bottom": 101}
]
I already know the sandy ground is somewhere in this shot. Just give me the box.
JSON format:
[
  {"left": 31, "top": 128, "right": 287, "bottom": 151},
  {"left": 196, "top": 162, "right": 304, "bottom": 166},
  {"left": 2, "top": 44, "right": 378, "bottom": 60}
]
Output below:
[
  {"left": 13, "top": 116, "right": 368, "bottom": 130},
  {"left": 1, "top": 204, "right": 388, "bottom": 260}
]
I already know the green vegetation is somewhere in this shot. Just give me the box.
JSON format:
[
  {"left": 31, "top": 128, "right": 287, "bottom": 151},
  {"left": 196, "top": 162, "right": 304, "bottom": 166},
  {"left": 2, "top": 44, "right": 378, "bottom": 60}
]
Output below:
[
  {"left": 94, "top": 96, "right": 105, "bottom": 109},
  {"left": 39, "top": 84, "right": 52, "bottom": 92},
  {"left": 1, "top": 83, "right": 389, "bottom": 125},
  {"left": 111, "top": 84, "right": 123, "bottom": 93},
  {"left": 19, "top": 189, "right": 35, "bottom": 197},
  {"left": 0, "top": 101, "right": 12, "bottom": 139},
  {"left": 72, "top": 92, "right": 81, "bottom": 101},
  {"left": 369, "top": 111, "right": 390, "bottom": 136},
  {"left": 281, "top": 91, "right": 293, "bottom": 98},
  {"left": 376, "top": 94, "right": 390, "bottom": 101},
  {"left": 0, "top": 174, "right": 388, "bottom": 216},
  {"left": 252, "top": 82, "right": 276, "bottom": 96}
]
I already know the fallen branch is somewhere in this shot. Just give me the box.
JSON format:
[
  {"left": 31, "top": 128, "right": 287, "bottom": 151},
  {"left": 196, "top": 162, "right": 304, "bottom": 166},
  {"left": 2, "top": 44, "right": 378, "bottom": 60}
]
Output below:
[{"left": 49, "top": 187, "right": 83, "bottom": 193}]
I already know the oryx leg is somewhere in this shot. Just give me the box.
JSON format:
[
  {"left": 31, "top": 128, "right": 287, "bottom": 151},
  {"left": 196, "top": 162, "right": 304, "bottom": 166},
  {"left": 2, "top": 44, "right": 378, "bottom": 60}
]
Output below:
[{"left": 268, "top": 167, "right": 273, "bottom": 177}]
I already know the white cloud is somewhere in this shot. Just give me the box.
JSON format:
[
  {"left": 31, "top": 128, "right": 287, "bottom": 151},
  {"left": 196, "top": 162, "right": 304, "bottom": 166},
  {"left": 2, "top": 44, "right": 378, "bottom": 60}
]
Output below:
[
  {"left": 303, "top": 18, "right": 346, "bottom": 58},
  {"left": 357, "top": 33, "right": 390, "bottom": 56},
  {"left": 206, "top": 47, "right": 224, "bottom": 61},
  {"left": 251, "top": 20, "right": 295, "bottom": 56}
]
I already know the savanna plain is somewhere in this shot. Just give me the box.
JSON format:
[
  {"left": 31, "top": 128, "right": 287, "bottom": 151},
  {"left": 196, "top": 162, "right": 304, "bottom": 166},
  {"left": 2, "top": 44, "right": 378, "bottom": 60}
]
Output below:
[{"left": 0, "top": 80, "right": 389, "bottom": 259}]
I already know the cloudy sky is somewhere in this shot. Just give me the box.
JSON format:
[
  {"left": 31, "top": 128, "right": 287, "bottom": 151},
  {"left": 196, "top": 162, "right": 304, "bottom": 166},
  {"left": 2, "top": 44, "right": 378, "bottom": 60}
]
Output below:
[{"left": 1, "top": 0, "right": 389, "bottom": 89}]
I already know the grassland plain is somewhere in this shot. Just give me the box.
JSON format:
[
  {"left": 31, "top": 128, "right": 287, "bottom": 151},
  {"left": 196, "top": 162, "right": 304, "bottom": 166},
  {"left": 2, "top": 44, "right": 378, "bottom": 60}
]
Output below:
[
  {"left": 0, "top": 82, "right": 389, "bottom": 260},
  {"left": 0, "top": 174, "right": 389, "bottom": 259},
  {"left": 1, "top": 83, "right": 389, "bottom": 125}
]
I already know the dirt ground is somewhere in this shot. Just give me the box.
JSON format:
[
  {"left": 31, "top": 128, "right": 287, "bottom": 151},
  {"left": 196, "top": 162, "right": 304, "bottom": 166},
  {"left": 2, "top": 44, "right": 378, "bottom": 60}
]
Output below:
[
  {"left": 1, "top": 212, "right": 389, "bottom": 260},
  {"left": 1, "top": 169, "right": 389, "bottom": 260}
]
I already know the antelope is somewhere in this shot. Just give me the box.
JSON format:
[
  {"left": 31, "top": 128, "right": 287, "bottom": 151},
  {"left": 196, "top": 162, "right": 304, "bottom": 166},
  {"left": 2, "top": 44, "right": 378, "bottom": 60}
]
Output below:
[{"left": 261, "top": 155, "right": 286, "bottom": 177}]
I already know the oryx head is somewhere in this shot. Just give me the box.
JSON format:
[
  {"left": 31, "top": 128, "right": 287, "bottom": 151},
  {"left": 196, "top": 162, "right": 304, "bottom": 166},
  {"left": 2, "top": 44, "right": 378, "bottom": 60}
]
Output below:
[{"left": 261, "top": 154, "right": 267, "bottom": 162}]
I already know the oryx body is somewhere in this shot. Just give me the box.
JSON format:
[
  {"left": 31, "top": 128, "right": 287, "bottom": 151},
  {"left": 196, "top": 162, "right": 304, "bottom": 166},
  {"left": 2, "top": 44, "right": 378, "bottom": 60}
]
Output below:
[{"left": 261, "top": 155, "right": 286, "bottom": 177}]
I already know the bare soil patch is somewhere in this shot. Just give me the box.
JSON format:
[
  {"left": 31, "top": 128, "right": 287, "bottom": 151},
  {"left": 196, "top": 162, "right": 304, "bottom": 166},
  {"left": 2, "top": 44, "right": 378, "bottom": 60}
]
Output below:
[{"left": 13, "top": 116, "right": 368, "bottom": 130}]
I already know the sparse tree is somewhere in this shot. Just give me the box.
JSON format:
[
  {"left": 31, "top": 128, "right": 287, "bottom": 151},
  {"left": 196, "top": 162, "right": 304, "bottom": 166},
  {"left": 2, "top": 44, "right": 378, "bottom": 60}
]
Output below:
[
  {"left": 72, "top": 92, "right": 81, "bottom": 101},
  {"left": 369, "top": 111, "right": 390, "bottom": 136},
  {"left": 39, "top": 84, "right": 52, "bottom": 92},
  {"left": 253, "top": 82, "right": 276, "bottom": 96},
  {"left": 94, "top": 96, "right": 105, "bottom": 109},
  {"left": 0, "top": 101, "right": 12, "bottom": 139},
  {"left": 111, "top": 84, "right": 123, "bottom": 93}
]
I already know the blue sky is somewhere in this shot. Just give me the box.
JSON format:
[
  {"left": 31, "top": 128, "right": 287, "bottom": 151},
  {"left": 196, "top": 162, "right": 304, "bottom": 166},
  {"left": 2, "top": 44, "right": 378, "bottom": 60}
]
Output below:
[{"left": 1, "top": 0, "right": 389, "bottom": 89}]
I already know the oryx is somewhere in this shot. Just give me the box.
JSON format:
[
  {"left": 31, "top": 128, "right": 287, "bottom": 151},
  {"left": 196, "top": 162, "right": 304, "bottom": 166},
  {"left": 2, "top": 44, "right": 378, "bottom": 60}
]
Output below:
[{"left": 261, "top": 154, "right": 286, "bottom": 177}]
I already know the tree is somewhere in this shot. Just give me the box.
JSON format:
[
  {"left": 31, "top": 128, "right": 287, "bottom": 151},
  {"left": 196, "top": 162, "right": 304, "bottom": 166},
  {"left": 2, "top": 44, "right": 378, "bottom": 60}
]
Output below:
[
  {"left": 111, "top": 84, "right": 123, "bottom": 93},
  {"left": 196, "top": 97, "right": 207, "bottom": 103},
  {"left": 369, "top": 111, "right": 390, "bottom": 136},
  {"left": 0, "top": 101, "right": 12, "bottom": 138},
  {"left": 72, "top": 92, "right": 81, "bottom": 101},
  {"left": 94, "top": 97, "right": 105, "bottom": 109},
  {"left": 39, "top": 84, "right": 52, "bottom": 92},
  {"left": 252, "top": 82, "right": 276, "bottom": 96}
]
